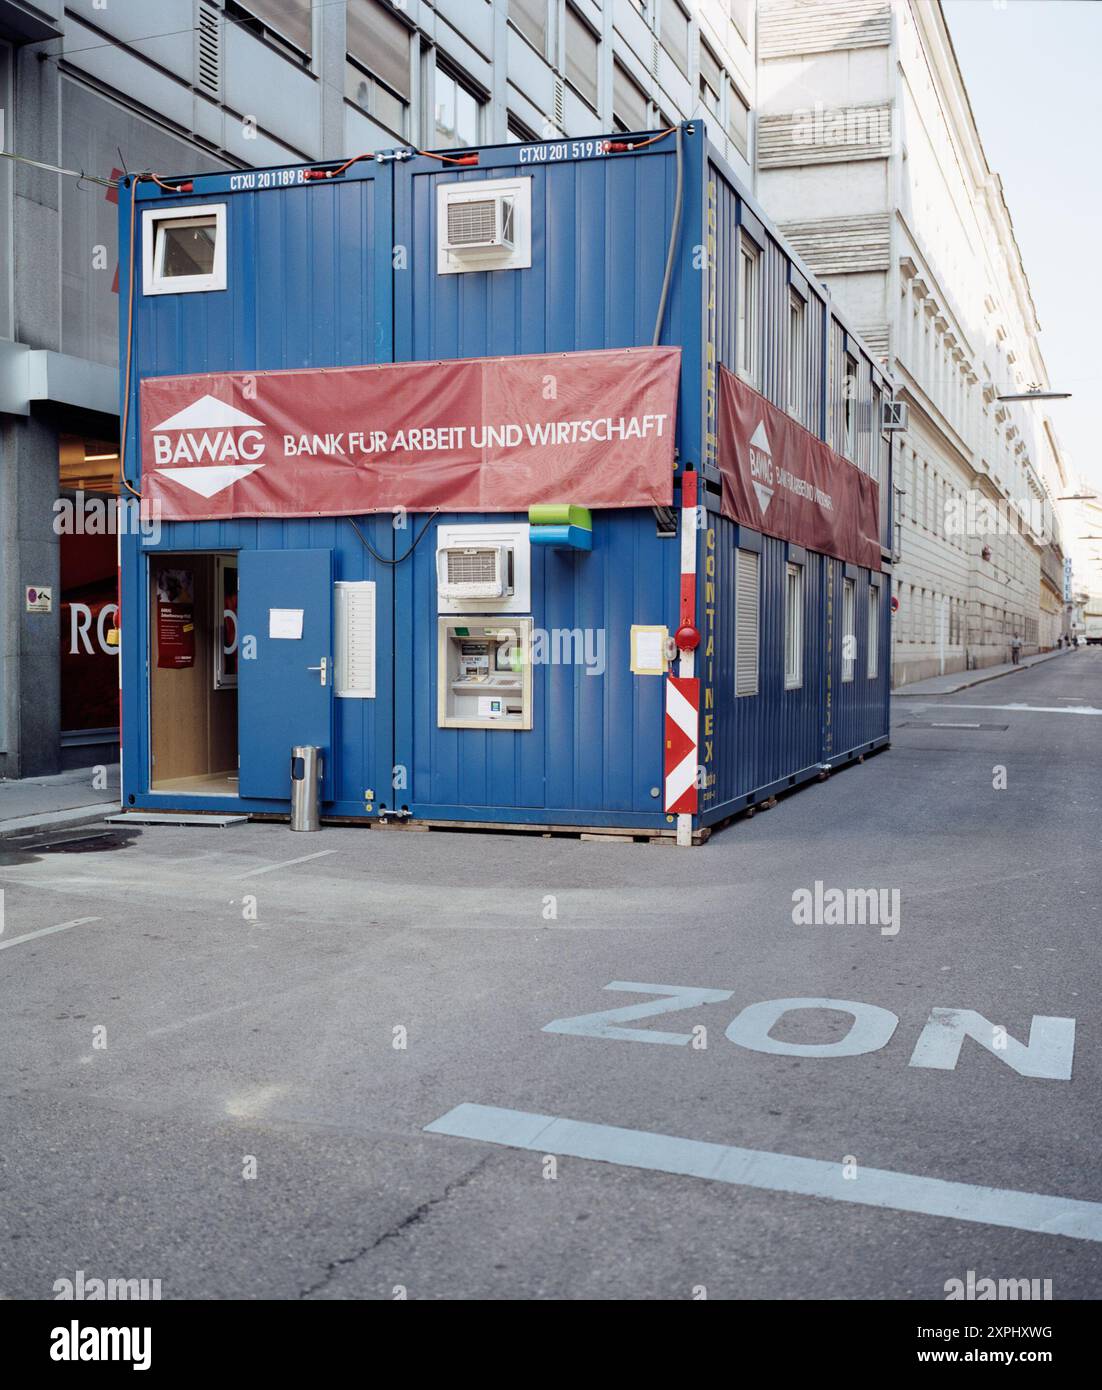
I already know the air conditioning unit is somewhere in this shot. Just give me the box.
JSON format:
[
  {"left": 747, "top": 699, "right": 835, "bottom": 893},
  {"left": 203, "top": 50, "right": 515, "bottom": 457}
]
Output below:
[
  {"left": 437, "top": 178, "right": 532, "bottom": 275},
  {"left": 444, "top": 194, "right": 515, "bottom": 258},
  {"left": 882, "top": 399, "right": 909, "bottom": 432},
  {"left": 437, "top": 544, "right": 508, "bottom": 601}
]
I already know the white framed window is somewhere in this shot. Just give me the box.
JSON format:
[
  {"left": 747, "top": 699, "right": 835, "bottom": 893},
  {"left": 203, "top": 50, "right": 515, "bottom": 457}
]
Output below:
[
  {"left": 785, "top": 561, "right": 803, "bottom": 689},
  {"left": 334, "top": 581, "right": 377, "bottom": 698},
  {"left": 143, "top": 203, "right": 226, "bottom": 295},
  {"left": 737, "top": 232, "right": 761, "bottom": 387},
  {"left": 735, "top": 547, "right": 760, "bottom": 697},
  {"left": 842, "top": 352, "right": 858, "bottom": 460},
  {"left": 868, "top": 586, "right": 880, "bottom": 678},
  {"left": 787, "top": 288, "right": 806, "bottom": 423},
  {"left": 842, "top": 577, "right": 856, "bottom": 682}
]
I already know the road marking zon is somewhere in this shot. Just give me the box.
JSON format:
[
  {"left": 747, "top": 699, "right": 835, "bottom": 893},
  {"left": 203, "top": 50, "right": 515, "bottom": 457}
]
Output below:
[
  {"left": 423, "top": 983, "right": 1088, "bottom": 1240},
  {"left": 541, "top": 981, "right": 1075, "bottom": 1078}
]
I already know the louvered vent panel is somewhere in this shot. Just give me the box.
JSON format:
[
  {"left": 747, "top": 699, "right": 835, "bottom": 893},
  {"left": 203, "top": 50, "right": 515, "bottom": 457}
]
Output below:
[
  {"left": 736, "top": 549, "right": 760, "bottom": 697},
  {"left": 334, "top": 582, "right": 376, "bottom": 699},
  {"left": 447, "top": 200, "right": 497, "bottom": 247},
  {"left": 196, "top": 1, "right": 222, "bottom": 99},
  {"left": 446, "top": 549, "right": 499, "bottom": 585},
  {"left": 759, "top": 0, "right": 891, "bottom": 58}
]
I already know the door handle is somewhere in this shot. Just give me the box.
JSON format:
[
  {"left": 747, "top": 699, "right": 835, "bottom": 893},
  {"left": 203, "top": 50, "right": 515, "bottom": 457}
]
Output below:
[{"left": 307, "top": 657, "right": 328, "bottom": 687}]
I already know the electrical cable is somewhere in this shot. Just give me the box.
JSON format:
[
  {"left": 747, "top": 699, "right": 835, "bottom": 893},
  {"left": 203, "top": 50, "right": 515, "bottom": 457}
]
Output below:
[
  {"left": 347, "top": 513, "right": 437, "bottom": 565},
  {"left": 118, "top": 176, "right": 142, "bottom": 502},
  {"left": 652, "top": 123, "right": 683, "bottom": 349},
  {"left": 0, "top": 148, "right": 117, "bottom": 186}
]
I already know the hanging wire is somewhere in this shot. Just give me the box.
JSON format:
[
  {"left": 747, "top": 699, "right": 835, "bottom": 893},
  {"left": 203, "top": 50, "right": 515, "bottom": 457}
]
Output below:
[{"left": 347, "top": 514, "right": 437, "bottom": 566}]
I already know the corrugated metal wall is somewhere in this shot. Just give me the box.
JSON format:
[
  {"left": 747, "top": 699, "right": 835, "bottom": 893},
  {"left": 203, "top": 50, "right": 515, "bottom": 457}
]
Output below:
[
  {"left": 390, "top": 139, "right": 698, "bottom": 824},
  {"left": 698, "top": 152, "right": 890, "bottom": 826},
  {"left": 120, "top": 129, "right": 888, "bottom": 834}
]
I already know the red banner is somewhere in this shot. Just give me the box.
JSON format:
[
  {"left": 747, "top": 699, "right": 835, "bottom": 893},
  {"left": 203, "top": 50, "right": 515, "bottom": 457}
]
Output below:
[
  {"left": 717, "top": 366, "right": 881, "bottom": 570},
  {"left": 140, "top": 347, "right": 680, "bottom": 521}
]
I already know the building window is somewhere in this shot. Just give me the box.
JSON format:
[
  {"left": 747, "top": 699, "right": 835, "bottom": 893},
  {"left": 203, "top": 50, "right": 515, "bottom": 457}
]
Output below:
[
  {"left": 346, "top": 0, "right": 411, "bottom": 137},
  {"left": 736, "top": 548, "right": 760, "bottom": 697},
  {"left": 737, "top": 232, "right": 760, "bottom": 388},
  {"left": 507, "top": 113, "right": 538, "bottom": 143},
  {"left": 842, "top": 577, "right": 855, "bottom": 681},
  {"left": 435, "top": 64, "right": 483, "bottom": 149},
  {"left": 842, "top": 352, "right": 858, "bottom": 460},
  {"left": 233, "top": 0, "right": 312, "bottom": 56},
  {"left": 565, "top": 6, "right": 599, "bottom": 111},
  {"left": 142, "top": 204, "right": 226, "bottom": 296},
  {"left": 699, "top": 42, "right": 722, "bottom": 120},
  {"left": 870, "top": 382, "right": 882, "bottom": 484},
  {"left": 613, "top": 60, "right": 648, "bottom": 133},
  {"left": 868, "top": 586, "right": 880, "bottom": 678},
  {"left": 785, "top": 561, "right": 803, "bottom": 689},
  {"left": 661, "top": 0, "right": 690, "bottom": 79},
  {"left": 510, "top": 0, "right": 547, "bottom": 54},
  {"left": 728, "top": 79, "right": 750, "bottom": 159},
  {"left": 787, "top": 288, "right": 806, "bottom": 423}
]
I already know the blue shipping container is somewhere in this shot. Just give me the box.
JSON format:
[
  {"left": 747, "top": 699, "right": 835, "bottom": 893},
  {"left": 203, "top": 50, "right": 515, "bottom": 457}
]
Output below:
[{"left": 117, "top": 123, "right": 892, "bottom": 844}]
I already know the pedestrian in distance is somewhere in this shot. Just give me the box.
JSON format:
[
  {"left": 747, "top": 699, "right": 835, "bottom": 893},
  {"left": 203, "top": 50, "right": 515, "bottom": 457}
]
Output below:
[{"left": 1011, "top": 633, "right": 1022, "bottom": 665}]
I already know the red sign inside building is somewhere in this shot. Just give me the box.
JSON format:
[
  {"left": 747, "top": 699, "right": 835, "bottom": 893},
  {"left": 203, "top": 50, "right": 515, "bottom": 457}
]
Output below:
[
  {"left": 717, "top": 366, "right": 881, "bottom": 571},
  {"left": 140, "top": 347, "right": 681, "bottom": 520}
]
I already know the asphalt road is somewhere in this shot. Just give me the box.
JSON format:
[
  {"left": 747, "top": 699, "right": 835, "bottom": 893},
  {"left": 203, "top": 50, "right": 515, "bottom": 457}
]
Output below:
[{"left": 1, "top": 649, "right": 1099, "bottom": 1300}]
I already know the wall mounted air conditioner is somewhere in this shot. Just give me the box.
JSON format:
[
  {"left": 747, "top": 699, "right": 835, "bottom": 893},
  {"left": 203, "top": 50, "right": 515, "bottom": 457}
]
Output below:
[
  {"left": 444, "top": 195, "right": 514, "bottom": 256},
  {"left": 436, "top": 522, "right": 531, "bottom": 613},
  {"left": 437, "top": 544, "right": 508, "bottom": 601},
  {"left": 882, "top": 399, "right": 909, "bottom": 432},
  {"left": 437, "top": 178, "right": 532, "bottom": 275}
]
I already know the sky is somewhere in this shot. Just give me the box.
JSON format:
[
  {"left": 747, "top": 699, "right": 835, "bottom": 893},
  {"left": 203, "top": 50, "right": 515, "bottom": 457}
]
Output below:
[{"left": 942, "top": 0, "right": 1102, "bottom": 493}]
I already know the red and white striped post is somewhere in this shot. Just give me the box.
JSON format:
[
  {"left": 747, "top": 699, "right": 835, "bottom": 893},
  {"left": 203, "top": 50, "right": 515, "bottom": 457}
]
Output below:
[{"left": 665, "top": 470, "right": 701, "bottom": 847}]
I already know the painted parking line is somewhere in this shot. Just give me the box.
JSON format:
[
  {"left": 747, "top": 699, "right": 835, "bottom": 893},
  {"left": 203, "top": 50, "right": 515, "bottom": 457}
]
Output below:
[
  {"left": 425, "top": 1103, "right": 1102, "bottom": 1243},
  {"left": 236, "top": 849, "right": 338, "bottom": 879},
  {"left": 0, "top": 917, "right": 102, "bottom": 952}
]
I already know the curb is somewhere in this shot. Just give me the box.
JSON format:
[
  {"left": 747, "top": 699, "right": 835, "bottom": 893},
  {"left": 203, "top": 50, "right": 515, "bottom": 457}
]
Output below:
[
  {"left": 0, "top": 804, "right": 117, "bottom": 838},
  {"left": 892, "top": 650, "right": 1066, "bottom": 699}
]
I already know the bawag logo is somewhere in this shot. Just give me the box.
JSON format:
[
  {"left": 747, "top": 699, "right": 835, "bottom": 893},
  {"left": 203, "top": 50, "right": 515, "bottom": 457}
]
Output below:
[
  {"left": 50, "top": 1321, "right": 152, "bottom": 1372},
  {"left": 747, "top": 420, "right": 774, "bottom": 516},
  {"left": 151, "top": 393, "right": 266, "bottom": 499}
]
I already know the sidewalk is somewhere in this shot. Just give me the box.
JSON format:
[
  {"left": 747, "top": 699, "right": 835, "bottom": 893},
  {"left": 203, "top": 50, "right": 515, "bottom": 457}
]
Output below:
[
  {"left": 0, "top": 764, "right": 120, "bottom": 836},
  {"left": 892, "top": 647, "right": 1069, "bottom": 698}
]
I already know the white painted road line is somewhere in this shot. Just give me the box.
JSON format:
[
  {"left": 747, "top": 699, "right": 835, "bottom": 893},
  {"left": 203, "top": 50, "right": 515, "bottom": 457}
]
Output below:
[
  {"left": 0, "top": 917, "right": 102, "bottom": 952},
  {"left": 425, "top": 1103, "right": 1102, "bottom": 1243},
  {"left": 236, "top": 849, "right": 338, "bottom": 879},
  {"left": 935, "top": 702, "right": 1102, "bottom": 716}
]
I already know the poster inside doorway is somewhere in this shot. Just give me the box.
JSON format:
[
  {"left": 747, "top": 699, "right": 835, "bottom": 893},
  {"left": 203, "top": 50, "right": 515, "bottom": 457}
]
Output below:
[{"left": 156, "top": 568, "right": 195, "bottom": 669}]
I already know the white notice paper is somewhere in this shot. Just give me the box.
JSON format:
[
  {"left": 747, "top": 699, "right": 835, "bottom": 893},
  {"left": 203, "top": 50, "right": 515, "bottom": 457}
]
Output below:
[
  {"left": 633, "top": 630, "right": 665, "bottom": 673},
  {"left": 269, "top": 608, "right": 304, "bottom": 640}
]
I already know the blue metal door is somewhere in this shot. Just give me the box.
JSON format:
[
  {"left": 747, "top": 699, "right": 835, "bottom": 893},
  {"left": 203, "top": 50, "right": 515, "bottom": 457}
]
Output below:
[{"left": 239, "top": 549, "right": 334, "bottom": 801}]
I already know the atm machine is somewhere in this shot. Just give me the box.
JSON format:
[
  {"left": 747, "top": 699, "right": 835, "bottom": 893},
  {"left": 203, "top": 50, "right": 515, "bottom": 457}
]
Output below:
[{"left": 435, "top": 523, "right": 533, "bottom": 731}]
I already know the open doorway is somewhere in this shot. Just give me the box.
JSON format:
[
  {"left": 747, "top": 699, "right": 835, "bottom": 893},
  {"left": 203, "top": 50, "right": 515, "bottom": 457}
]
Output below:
[{"left": 148, "top": 552, "right": 238, "bottom": 795}]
